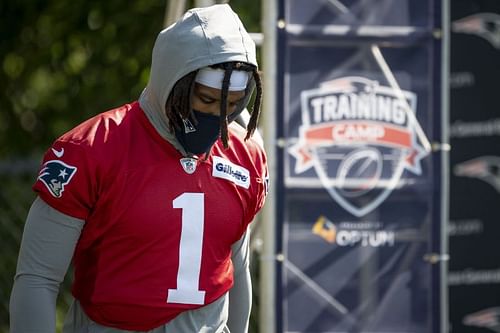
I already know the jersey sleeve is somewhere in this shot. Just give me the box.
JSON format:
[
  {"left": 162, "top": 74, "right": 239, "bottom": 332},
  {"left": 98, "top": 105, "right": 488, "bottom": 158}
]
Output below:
[
  {"left": 254, "top": 163, "right": 269, "bottom": 214},
  {"left": 33, "top": 140, "right": 98, "bottom": 220},
  {"left": 245, "top": 144, "right": 269, "bottom": 225}
]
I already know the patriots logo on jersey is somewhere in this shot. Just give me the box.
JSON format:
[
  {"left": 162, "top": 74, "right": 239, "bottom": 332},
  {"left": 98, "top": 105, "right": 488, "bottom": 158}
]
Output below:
[{"left": 38, "top": 160, "right": 77, "bottom": 198}]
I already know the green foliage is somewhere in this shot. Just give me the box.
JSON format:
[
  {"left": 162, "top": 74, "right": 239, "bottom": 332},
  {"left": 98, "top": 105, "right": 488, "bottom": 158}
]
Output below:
[
  {"left": 0, "top": 0, "right": 261, "bottom": 332},
  {"left": 0, "top": 0, "right": 261, "bottom": 158},
  {"left": 0, "top": 0, "right": 165, "bottom": 158},
  {"left": 0, "top": 171, "right": 37, "bottom": 332}
]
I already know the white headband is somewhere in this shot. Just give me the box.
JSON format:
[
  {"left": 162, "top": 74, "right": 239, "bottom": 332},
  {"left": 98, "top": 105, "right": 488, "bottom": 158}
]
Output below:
[{"left": 195, "top": 67, "right": 249, "bottom": 91}]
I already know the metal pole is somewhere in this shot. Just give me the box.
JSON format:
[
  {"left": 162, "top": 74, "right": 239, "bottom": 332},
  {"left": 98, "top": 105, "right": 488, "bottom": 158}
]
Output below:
[
  {"left": 260, "top": 0, "right": 278, "bottom": 332},
  {"left": 164, "top": 0, "right": 187, "bottom": 28},
  {"left": 195, "top": 0, "right": 217, "bottom": 7},
  {"left": 440, "top": 0, "right": 450, "bottom": 332}
]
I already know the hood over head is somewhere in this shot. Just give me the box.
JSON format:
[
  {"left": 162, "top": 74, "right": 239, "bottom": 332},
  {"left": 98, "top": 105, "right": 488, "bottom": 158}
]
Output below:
[{"left": 139, "top": 4, "right": 258, "bottom": 154}]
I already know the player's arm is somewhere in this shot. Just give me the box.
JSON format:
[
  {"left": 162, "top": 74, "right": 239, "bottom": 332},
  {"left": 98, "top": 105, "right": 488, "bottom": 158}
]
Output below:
[
  {"left": 9, "top": 197, "right": 84, "bottom": 333},
  {"left": 227, "top": 229, "right": 252, "bottom": 333}
]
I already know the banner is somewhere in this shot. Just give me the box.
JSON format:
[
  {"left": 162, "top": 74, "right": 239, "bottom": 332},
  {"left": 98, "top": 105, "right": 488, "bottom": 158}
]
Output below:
[
  {"left": 449, "top": 1, "right": 500, "bottom": 332},
  {"left": 276, "top": 0, "right": 446, "bottom": 332}
]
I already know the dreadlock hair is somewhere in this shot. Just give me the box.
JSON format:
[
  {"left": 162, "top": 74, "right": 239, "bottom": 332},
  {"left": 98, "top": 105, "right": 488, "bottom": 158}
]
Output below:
[
  {"left": 165, "top": 71, "right": 197, "bottom": 133},
  {"left": 165, "top": 61, "right": 263, "bottom": 150}
]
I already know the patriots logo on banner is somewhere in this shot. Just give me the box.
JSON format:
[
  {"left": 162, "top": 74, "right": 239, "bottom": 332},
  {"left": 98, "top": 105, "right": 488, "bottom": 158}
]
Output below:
[
  {"left": 288, "top": 76, "right": 429, "bottom": 217},
  {"left": 38, "top": 160, "right": 77, "bottom": 198},
  {"left": 454, "top": 156, "right": 500, "bottom": 193},
  {"left": 463, "top": 307, "right": 500, "bottom": 332},
  {"left": 452, "top": 13, "right": 500, "bottom": 50}
]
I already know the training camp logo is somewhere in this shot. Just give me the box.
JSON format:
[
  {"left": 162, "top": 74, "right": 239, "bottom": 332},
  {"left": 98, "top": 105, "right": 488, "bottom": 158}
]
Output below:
[
  {"left": 38, "top": 160, "right": 77, "bottom": 198},
  {"left": 289, "top": 77, "right": 428, "bottom": 217}
]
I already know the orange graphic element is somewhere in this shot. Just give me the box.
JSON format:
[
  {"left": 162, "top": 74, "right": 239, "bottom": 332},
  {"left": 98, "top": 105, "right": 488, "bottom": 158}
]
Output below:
[
  {"left": 291, "top": 120, "right": 425, "bottom": 173},
  {"left": 312, "top": 216, "right": 337, "bottom": 243}
]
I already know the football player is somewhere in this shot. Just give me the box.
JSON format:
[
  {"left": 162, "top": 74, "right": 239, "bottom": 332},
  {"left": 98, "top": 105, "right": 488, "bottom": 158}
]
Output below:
[{"left": 10, "top": 4, "right": 268, "bottom": 333}]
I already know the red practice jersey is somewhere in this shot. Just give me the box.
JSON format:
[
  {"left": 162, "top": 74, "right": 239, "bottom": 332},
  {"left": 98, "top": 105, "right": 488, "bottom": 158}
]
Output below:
[{"left": 33, "top": 102, "right": 268, "bottom": 330}]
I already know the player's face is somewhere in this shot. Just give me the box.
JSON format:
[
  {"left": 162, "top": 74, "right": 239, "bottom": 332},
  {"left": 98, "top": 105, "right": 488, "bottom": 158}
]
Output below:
[{"left": 191, "top": 83, "right": 246, "bottom": 118}]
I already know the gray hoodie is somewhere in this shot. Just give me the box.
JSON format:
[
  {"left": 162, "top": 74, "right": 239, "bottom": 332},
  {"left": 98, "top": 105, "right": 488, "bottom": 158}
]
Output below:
[{"left": 139, "top": 4, "right": 257, "bottom": 154}]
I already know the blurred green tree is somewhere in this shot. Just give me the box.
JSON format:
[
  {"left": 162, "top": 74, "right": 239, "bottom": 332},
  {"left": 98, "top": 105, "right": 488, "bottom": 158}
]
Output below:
[
  {"left": 0, "top": 0, "right": 165, "bottom": 158},
  {"left": 0, "top": 0, "right": 260, "bottom": 157}
]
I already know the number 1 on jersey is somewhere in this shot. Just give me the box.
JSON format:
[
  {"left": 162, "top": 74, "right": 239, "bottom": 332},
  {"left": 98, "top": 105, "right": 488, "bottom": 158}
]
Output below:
[{"left": 167, "top": 193, "right": 206, "bottom": 305}]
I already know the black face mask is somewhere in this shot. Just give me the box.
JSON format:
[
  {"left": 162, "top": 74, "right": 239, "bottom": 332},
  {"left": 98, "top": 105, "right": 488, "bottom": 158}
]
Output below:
[{"left": 175, "top": 110, "right": 221, "bottom": 155}]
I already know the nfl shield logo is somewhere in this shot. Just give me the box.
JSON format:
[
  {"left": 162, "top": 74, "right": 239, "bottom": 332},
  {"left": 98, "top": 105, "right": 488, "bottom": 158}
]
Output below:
[
  {"left": 180, "top": 157, "right": 197, "bottom": 174},
  {"left": 288, "top": 77, "right": 429, "bottom": 217}
]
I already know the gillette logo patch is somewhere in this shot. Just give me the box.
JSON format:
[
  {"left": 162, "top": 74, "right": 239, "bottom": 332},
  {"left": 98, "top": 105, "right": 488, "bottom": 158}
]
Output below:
[{"left": 212, "top": 156, "right": 250, "bottom": 189}]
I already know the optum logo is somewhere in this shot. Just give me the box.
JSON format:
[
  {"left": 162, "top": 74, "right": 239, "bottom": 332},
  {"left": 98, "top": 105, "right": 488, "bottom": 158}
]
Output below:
[{"left": 312, "top": 216, "right": 395, "bottom": 247}]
